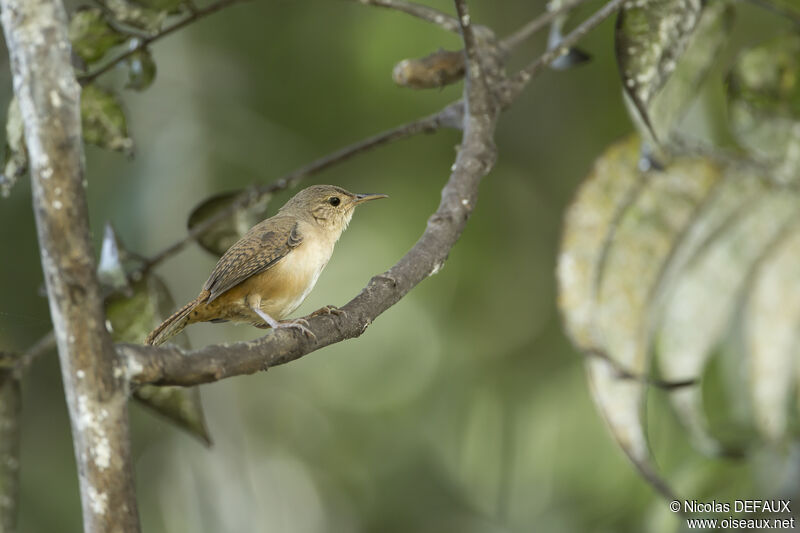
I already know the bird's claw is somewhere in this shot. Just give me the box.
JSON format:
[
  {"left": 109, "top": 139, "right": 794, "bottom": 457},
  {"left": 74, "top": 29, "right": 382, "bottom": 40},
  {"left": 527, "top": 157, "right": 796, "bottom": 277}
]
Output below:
[
  {"left": 309, "top": 305, "right": 347, "bottom": 318},
  {"left": 276, "top": 319, "right": 316, "bottom": 339}
]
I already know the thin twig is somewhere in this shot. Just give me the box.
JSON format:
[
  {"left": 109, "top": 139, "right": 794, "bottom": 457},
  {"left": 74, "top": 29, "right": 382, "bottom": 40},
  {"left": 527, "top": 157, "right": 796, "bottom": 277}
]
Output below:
[
  {"left": 352, "top": 0, "right": 460, "bottom": 32},
  {"left": 16, "top": 330, "right": 56, "bottom": 375},
  {"left": 454, "top": 0, "right": 492, "bottom": 115},
  {"left": 507, "top": 0, "right": 625, "bottom": 99},
  {"left": 746, "top": 0, "right": 800, "bottom": 26},
  {"left": 137, "top": 106, "right": 459, "bottom": 275},
  {"left": 501, "top": 0, "right": 592, "bottom": 52},
  {"left": 79, "top": 0, "right": 249, "bottom": 85}
]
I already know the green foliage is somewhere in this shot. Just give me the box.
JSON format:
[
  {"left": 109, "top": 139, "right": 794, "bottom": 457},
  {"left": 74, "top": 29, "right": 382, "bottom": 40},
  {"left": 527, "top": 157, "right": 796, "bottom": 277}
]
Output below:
[
  {"left": 1, "top": 98, "right": 26, "bottom": 198},
  {"left": 68, "top": 7, "right": 126, "bottom": 64},
  {"left": 80, "top": 85, "right": 133, "bottom": 154}
]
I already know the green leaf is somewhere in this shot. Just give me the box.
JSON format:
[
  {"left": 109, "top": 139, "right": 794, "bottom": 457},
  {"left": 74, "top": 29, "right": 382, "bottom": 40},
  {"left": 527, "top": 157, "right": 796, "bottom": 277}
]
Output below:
[
  {"left": 616, "top": 1, "right": 730, "bottom": 143},
  {"left": 68, "top": 7, "right": 126, "bottom": 64},
  {"left": 187, "top": 190, "right": 271, "bottom": 256},
  {"left": 81, "top": 85, "right": 133, "bottom": 154},
  {"left": 728, "top": 33, "right": 800, "bottom": 181},
  {"left": 1, "top": 98, "right": 27, "bottom": 198},
  {"left": 125, "top": 48, "right": 157, "bottom": 91}
]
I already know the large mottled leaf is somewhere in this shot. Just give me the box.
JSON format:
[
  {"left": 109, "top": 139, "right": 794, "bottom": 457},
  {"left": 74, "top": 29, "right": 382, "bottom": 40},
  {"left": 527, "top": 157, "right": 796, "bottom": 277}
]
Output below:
[
  {"left": 560, "top": 132, "right": 800, "bottom": 488},
  {"left": 81, "top": 85, "right": 133, "bottom": 154},
  {"left": 559, "top": 135, "right": 721, "bottom": 494},
  {"left": 187, "top": 189, "right": 271, "bottom": 256},
  {"left": 104, "top": 254, "right": 210, "bottom": 445},
  {"left": 1, "top": 98, "right": 27, "bottom": 198},
  {"left": 728, "top": 33, "right": 800, "bottom": 183},
  {"left": 744, "top": 230, "right": 800, "bottom": 441},
  {"left": 68, "top": 7, "right": 126, "bottom": 64},
  {"left": 616, "top": 0, "right": 731, "bottom": 144},
  {"left": 125, "top": 48, "right": 157, "bottom": 91}
]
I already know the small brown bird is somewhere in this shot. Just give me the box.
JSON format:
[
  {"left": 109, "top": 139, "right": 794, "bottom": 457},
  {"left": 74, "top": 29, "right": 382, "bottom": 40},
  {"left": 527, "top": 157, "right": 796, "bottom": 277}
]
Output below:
[{"left": 145, "top": 185, "right": 387, "bottom": 346}]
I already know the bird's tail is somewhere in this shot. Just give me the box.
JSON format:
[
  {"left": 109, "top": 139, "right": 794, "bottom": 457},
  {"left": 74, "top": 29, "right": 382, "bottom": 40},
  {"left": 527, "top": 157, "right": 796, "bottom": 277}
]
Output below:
[{"left": 145, "top": 296, "right": 203, "bottom": 346}]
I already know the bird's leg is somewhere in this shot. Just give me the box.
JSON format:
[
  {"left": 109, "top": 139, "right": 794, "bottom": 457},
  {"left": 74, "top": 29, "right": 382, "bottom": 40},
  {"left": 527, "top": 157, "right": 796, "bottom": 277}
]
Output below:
[
  {"left": 250, "top": 304, "right": 316, "bottom": 340},
  {"left": 308, "top": 305, "right": 347, "bottom": 318}
]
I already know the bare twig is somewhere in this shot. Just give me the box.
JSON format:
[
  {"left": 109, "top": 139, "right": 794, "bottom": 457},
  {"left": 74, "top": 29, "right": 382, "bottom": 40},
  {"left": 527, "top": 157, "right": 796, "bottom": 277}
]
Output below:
[
  {"left": 507, "top": 0, "right": 625, "bottom": 99},
  {"left": 501, "top": 0, "right": 592, "bottom": 52},
  {"left": 746, "top": 0, "right": 800, "bottom": 26},
  {"left": 352, "top": 0, "right": 460, "bottom": 32},
  {"left": 79, "top": 0, "right": 249, "bottom": 85},
  {"left": 1, "top": 0, "right": 140, "bottom": 531},
  {"left": 15, "top": 329, "right": 56, "bottom": 374}
]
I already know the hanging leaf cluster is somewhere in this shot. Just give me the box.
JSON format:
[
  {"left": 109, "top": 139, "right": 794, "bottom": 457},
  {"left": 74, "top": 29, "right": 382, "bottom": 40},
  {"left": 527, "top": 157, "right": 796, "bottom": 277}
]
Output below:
[{"left": 559, "top": 0, "right": 800, "bottom": 496}]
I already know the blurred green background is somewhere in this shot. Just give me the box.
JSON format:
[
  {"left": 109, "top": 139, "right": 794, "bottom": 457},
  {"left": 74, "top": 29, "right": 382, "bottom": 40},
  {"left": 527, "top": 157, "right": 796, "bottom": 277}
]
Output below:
[{"left": 0, "top": 1, "right": 791, "bottom": 532}]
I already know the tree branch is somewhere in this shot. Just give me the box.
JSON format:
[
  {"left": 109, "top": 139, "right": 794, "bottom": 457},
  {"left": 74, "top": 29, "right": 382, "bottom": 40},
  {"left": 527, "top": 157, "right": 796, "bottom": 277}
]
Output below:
[
  {"left": 352, "top": 0, "right": 460, "bottom": 32},
  {"left": 0, "top": 1, "right": 140, "bottom": 531},
  {"left": 78, "top": 0, "right": 250, "bottom": 85},
  {"left": 500, "top": 0, "right": 592, "bottom": 52},
  {"left": 121, "top": 0, "right": 500, "bottom": 387},
  {"left": 506, "top": 0, "right": 625, "bottom": 98},
  {"left": 121, "top": 0, "right": 618, "bottom": 387},
  {"left": 0, "top": 370, "right": 20, "bottom": 533}
]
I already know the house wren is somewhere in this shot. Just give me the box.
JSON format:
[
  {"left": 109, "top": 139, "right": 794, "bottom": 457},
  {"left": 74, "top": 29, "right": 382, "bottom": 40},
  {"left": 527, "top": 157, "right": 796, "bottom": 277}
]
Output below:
[{"left": 145, "top": 185, "right": 387, "bottom": 346}]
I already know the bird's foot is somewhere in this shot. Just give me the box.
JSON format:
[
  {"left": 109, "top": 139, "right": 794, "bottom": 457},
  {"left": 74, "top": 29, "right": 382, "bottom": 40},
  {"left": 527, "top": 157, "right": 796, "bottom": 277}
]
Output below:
[
  {"left": 252, "top": 306, "right": 316, "bottom": 339},
  {"left": 308, "top": 305, "right": 347, "bottom": 318},
  {"left": 274, "top": 318, "right": 316, "bottom": 340}
]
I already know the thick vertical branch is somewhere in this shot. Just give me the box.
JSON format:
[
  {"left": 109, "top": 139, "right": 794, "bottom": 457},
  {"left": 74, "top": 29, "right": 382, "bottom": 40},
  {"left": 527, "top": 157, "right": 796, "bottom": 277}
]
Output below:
[
  {"left": 0, "top": 370, "right": 20, "bottom": 533},
  {"left": 0, "top": 1, "right": 140, "bottom": 532}
]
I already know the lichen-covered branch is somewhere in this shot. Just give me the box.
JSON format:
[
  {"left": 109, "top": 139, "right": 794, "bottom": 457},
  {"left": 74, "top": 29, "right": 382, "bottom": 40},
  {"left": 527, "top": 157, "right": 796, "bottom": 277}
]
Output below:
[
  {"left": 0, "top": 370, "right": 20, "bottom": 533},
  {"left": 0, "top": 1, "right": 140, "bottom": 531}
]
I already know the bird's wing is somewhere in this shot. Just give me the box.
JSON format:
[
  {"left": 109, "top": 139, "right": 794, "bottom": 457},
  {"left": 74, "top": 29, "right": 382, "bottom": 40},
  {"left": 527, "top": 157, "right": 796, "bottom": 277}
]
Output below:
[{"left": 203, "top": 216, "right": 303, "bottom": 302}]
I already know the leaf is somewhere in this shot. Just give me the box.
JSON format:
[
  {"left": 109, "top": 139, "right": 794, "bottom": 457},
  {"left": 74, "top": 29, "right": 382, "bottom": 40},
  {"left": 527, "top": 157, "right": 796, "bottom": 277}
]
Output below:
[
  {"left": 560, "top": 135, "right": 722, "bottom": 494},
  {"left": 1, "top": 98, "right": 27, "bottom": 198},
  {"left": 81, "top": 85, "right": 134, "bottom": 154},
  {"left": 187, "top": 190, "right": 271, "bottom": 256},
  {"left": 744, "top": 230, "right": 800, "bottom": 441},
  {"left": 616, "top": 0, "right": 730, "bottom": 143},
  {"left": 98, "top": 223, "right": 130, "bottom": 292},
  {"left": 656, "top": 178, "right": 795, "bottom": 454},
  {"left": 728, "top": 33, "right": 800, "bottom": 182},
  {"left": 105, "top": 266, "right": 211, "bottom": 445},
  {"left": 125, "top": 48, "right": 157, "bottom": 91},
  {"left": 135, "top": 384, "right": 211, "bottom": 446},
  {"left": 560, "top": 133, "right": 800, "bottom": 488},
  {"left": 68, "top": 7, "right": 126, "bottom": 65}
]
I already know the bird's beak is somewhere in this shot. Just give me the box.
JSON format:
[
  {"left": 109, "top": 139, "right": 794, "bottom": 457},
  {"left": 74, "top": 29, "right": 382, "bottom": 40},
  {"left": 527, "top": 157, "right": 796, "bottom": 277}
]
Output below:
[{"left": 353, "top": 193, "right": 389, "bottom": 205}]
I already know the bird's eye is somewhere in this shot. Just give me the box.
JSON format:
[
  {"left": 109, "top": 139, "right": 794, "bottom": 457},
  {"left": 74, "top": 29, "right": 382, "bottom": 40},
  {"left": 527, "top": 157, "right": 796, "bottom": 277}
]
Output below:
[{"left": 328, "top": 197, "right": 341, "bottom": 206}]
